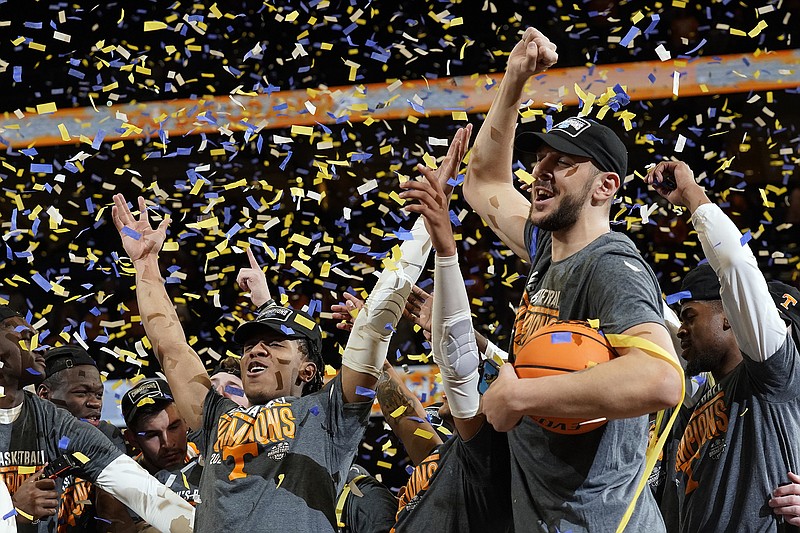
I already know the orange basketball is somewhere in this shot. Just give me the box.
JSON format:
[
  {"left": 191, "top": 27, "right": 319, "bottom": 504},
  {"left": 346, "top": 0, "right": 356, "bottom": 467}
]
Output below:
[{"left": 513, "top": 320, "right": 618, "bottom": 435}]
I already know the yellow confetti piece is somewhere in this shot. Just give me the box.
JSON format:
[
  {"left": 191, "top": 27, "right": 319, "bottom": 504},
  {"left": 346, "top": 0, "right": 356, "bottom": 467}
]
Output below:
[
  {"left": 293, "top": 313, "right": 316, "bottom": 331},
  {"left": 136, "top": 397, "right": 155, "bottom": 408},
  {"left": 18, "top": 466, "right": 37, "bottom": 475},
  {"left": 57, "top": 123, "right": 70, "bottom": 142},
  {"left": 413, "top": 428, "right": 434, "bottom": 439},
  {"left": 144, "top": 21, "right": 168, "bottom": 31},
  {"left": 209, "top": 3, "right": 223, "bottom": 18},
  {"left": 72, "top": 452, "right": 90, "bottom": 464},
  {"left": 276, "top": 473, "right": 285, "bottom": 488},
  {"left": 389, "top": 405, "right": 407, "bottom": 418},
  {"left": 36, "top": 102, "right": 57, "bottom": 114},
  {"left": 289, "top": 234, "right": 311, "bottom": 247},
  {"left": 451, "top": 111, "right": 468, "bottom": 121},
  {"left": 291, "top": 125, "right": 314, "bottom": 136},
  {"left": 163, "top": 241, "right": 179, "bottom": 252},
  {"left": 376, "top": 461, "right": 393, "bottom": 469},
  {"left": 748, "top": 20, "right": 768, "bottom": 38}
]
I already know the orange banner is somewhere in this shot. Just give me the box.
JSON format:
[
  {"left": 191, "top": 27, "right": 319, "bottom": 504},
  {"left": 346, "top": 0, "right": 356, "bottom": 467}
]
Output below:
[{"left": 2, "top": 49, "right": 798, "bottom": 149}]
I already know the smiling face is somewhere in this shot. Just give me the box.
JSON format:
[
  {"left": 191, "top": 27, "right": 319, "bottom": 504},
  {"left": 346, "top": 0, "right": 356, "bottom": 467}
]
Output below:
[
  {"left": 41, "top": 365, "right": 104, "bottom": 427},
  {"left": 529, "top": 147, "right": 601, "bottom": 232},
  {"left": 0, "top": 317, "right": 46, "bottom": 391},
  {"left": 240, "top": 330, "right": 315, "bottom": 405}
]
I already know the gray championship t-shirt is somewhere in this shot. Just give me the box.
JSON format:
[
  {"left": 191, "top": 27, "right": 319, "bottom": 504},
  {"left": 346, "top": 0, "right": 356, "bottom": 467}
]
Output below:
[
  {"left": 393, "top": 421, "right": 512, "bottom": 532},
  {"left": 0, "top": 392, "right": 122, "bottom": 533},
  {"left": 196, "top": 373, "right": 372, "bottom": 531},
  {"left": 671, "top": 335, "right": 800, "bottom": 532},
  {"left": 507, "top": 223, "right": 667, "bottom": 533}
]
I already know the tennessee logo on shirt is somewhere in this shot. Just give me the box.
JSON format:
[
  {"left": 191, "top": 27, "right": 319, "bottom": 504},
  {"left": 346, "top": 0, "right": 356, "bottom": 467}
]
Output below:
[
  {"left": 675, "top": 387, "right": 729, "bottom": 495},
  {"left": 212, "top": 404, "right": 296, "bottom": 481},
  {"left": 513, "top": 288, "right": 560, "bottom": 350}
]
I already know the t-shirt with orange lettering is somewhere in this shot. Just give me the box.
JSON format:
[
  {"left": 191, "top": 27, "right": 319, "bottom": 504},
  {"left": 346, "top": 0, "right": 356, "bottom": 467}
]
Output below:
[
  {"left": 392, "top": 422, "right": 511, "bottom": 532},
  {"left": 196, "top": 373, "right": 372, "bottom": 531},
  {"left": 0, "top": 392, "right": 122, "bottom": 533}
]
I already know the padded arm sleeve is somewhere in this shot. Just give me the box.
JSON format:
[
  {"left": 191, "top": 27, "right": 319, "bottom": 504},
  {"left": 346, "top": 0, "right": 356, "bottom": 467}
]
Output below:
[
  {"left": 691, "top": 203, "right": 786, "bottom": 361},
  {"left": 342, "top": 217, "right": 431, "bottom": 377},
  {"left": 432, "top": 253, "right": 481, "bottom": 418},
  {"left": 95, "top": 455, "right": 194, "bottom": 533}
]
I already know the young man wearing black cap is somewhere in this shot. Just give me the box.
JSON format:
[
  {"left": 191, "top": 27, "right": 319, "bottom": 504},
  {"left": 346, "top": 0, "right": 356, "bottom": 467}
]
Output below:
[
  {"left": 0, "top": 306, "right": 194, "bottom": 532},
  {"left": 109, "top": 131, "right": 466, "bottom": 531},
  {"left": 121, "top": 378, "right": 201, "bottom": 507},
  {"left": 36, "top": 345, "right": 131, "bottom": 531},
  {"left": 646, "top": 160, "right": 800, "bottom": 532},
  {"left": 462, "top": 27, "right": 683, "bottom": 532}
]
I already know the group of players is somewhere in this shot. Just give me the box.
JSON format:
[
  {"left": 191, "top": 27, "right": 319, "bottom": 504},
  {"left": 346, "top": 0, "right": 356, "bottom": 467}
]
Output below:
[{"left": 1, "top": 26, "right": 799, "bottom": 533}]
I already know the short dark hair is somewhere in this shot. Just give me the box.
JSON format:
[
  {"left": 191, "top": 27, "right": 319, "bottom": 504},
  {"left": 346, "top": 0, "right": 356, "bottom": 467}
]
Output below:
[
  {"left": 40, "top": 372, "right": 66, "bottom": 393},
  {"left": 297, "top": 339, "right": 323, "bottom": 396}
]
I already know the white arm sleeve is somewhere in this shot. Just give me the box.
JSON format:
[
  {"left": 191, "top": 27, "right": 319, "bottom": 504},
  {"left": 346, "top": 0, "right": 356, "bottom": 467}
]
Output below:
[
  {"left": 691, "top": 202, "right": 786, "bottom": 361},
  {"left": 94, "top": 455, "right": 194, "bottom": 533},
  {"left": 342, "top": 217, "right": 431, "bottom": 378},
  {"left": 432, "top": 253, "right": 480, "bottom": 419},
  {"left": 663, "top": 300, "right": 683, "bottom": 360}
]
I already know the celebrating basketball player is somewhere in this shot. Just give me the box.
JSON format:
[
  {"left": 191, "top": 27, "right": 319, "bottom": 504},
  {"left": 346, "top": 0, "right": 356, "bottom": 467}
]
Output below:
[
  {"left": 646, "top": 160, "right": 800, "bottom": 532},
  {"left": 462, "top": 27, "right": 683, "bottom": 532}
]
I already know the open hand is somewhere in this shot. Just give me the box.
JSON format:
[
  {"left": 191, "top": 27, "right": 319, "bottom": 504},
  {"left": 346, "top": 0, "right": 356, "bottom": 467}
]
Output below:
[{"left": 111, "top": 194, "right": 169, "bottom": 262}]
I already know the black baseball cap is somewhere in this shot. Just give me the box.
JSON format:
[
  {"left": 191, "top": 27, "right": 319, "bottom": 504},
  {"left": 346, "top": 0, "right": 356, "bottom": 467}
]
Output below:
[
  {"left": 121, "top": 378, "right": 174, "bottom": 427},
  {"left": 515, "top": 116, "right": 628, "bottom": 178},
  {"left": 44, "top": 345, "right": 97, "bottom": 378},
  {"left": 233, "top": 304, "right": 323, "bottom": 360},
  {"left": 679, "top": 264, "right": 721, "bottom": 302}
]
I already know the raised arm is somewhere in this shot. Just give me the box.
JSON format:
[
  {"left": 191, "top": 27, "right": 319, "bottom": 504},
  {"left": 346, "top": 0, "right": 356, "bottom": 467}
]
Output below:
[
  {"left": 646, "top": 161, "right": 787, "bottom": 361},
  {"left": 463, "top": 27, "right": 558, "bottom": 260},
  {"left": 339, "top": 127, "right": 470, "bottom": 404},
  {"left": 111, "top": 194, "right": 210, "bottom": 430},
  {"left": 401, "top": 151, "right": 485, "bottom": 440},
  {"left": 334, "top": 294, "right": 443, "bottom": 464},
  {"left": 236, "top": 247, "right": 273, "bottom": 308}
]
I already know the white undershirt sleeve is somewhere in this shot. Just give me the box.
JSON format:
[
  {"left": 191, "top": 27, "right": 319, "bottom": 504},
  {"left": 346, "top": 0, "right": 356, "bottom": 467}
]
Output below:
[
  {"left": 691, "top": 202, "right": 787, "bottom": 361},
  {"left": 94, "top": 455, "right": 194, "bottom": 533},
  {"left": 342, "top": 217, "right": 431, "bottom": 378},
  {"left": 432, "top": 253, "right": 480, "bottom": 419}
]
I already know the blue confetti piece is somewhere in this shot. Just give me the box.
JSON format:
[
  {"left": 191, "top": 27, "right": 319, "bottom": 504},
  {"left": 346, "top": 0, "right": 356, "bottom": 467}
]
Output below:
[
  {"left": 58, "top": 436, "right": 70, "bottom": 449},
  {"left": 685, "top": 39, "right": 707, "bottom": 55},
  {"left": 355, "top": 386, "right": 376, "bottom": 399},
  {"left": 2, "top": 508, "right": 16, "bottom": 520},
  {"left": 405, "top": 465, "right": 415, "bottom": 475},
  {"left": 550, "top": 332, "right": 573, "bottom": 344},
  {"left": 309, "top": 406, "right": 319, "bottom": 416},
  {"left": 666, "top": 291, "right": 692, "bottom": 305},
  {"left": 31, "top": 273, "right": 52, "bottom": 292},
  {"left": 121, "top": 227, "right": 142, "bottom": 240},
  {"left": 279, "top": 151, "right": 292, "bottom": 171},
  {"left": 91, "top": 129, "right": 106, "bottom": 150},
  {"left": 280, "top": 325, "right": 295, "bottom": 335},
  {"left": 224, "top": 385, "right": 245, "bottom": 397},
  {"left": 350, "top": 244, "right": 369, "bottom": 253},
  {"left": 644, "top": 14, "right": 660, "bottom": 35},
  {"left": 13, "top": 65, "right": 21, "bottom": 82},
  {"left": 740, "top": 231, "right": 752, "bottom": 246},
  {"left": 26, "top": 367, "right": 42, "bottom": 376},
  {"left": 619, "top": 26, "right": 640, "bottom": 47},
  {"left": 30, "top": 163, "right": 53, "bottom": 174}
]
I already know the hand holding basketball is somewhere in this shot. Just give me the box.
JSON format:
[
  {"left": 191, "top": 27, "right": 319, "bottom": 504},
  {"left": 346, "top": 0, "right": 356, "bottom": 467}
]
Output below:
[{"left": 481, "top": 363, "right": 523, "bottom": 432}]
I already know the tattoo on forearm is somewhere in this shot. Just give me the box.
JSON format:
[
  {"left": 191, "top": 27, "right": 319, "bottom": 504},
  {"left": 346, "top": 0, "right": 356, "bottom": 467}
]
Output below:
[{"left": 376, "top": 372, "right": 417, "bottom": 421}]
